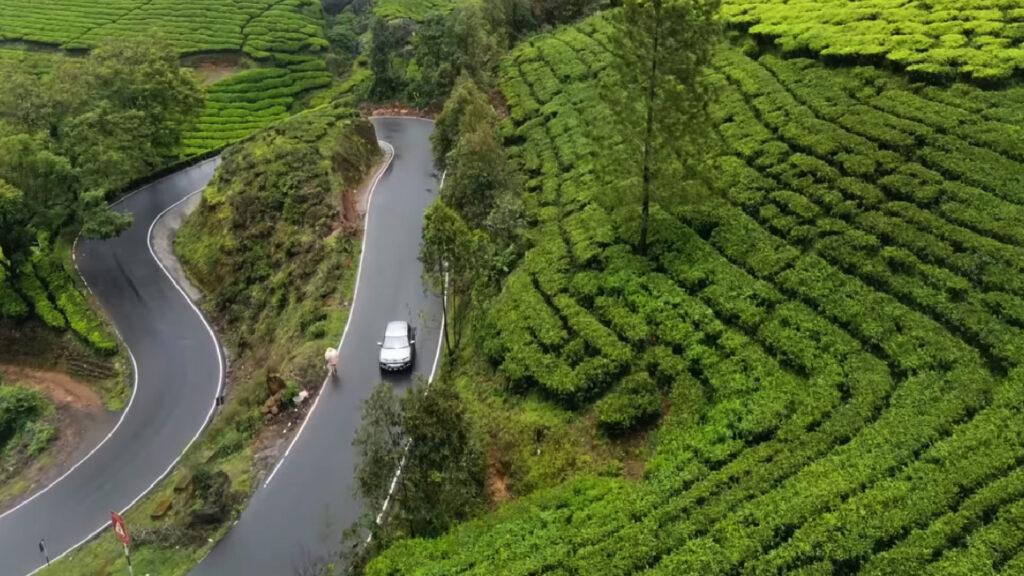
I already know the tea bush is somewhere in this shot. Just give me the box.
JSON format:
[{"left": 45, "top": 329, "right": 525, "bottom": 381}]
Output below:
[
  {"left": 369, "top": 11, "right": 1024, "bottom": 575},
  {"left": 0, "top": 0, "right": 333, "bottom": 155},
  {"left": 721, "top": 0, "right": 1024, "bottom": 83}
]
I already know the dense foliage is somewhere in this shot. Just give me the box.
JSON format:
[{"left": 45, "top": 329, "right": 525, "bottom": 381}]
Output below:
[
  {"left": 0, "top": 0, "right": 333, "bottom": 155},
  {"left": 602, "top": 0, "right": 720, "bottom": 254},
  {"left": 369, "top": 9, "right": 1024, "bottom": 574},
  {"left": 374, "top": 0, "right": 457, "bottom": 21},
  {"left": 354, "top": 381, "right": 486, "bottom": 545},
  {"left": 0, "top": 38, "right": 203, "bottom": 352},
  {"left": 720, "top": 0, "right": 1024, "bottom": 83},
  {"left": 177, "top": 100, "right": 378, "bottom": 351},
  {"left": 368, "top": 0, "right": 610, "bottom": 105},
  {"left": 0, "top": 379, "right": 57, "bottom": 483}
]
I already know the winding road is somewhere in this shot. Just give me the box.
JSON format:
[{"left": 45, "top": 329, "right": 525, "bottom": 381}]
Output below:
[
  {"left": 0, "top": 117, "right": 441, "bottom": 576},
  {"left": 191, "top": 117, "right": 443, "bottom": 575},
  {"left": 0, "top": 157, "right": 223, "bottom": 576}
]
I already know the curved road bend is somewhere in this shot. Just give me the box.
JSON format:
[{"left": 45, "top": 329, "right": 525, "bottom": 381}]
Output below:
[
  {"left": 0, "top": 159, "right": 223, "bottom": 576},
  {"left": 192, "top": 117, "right": 443, "bottom": 576}
]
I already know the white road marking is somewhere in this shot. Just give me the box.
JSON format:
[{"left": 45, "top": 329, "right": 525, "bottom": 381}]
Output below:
[
  {"left": 21, "top": 183, "right": 225, "bottom": 576},
  {"left": 262, "top": 140, "right": 396, "bottom": 489},
  {"left": 368, "top": 169, "right": 448, "bottom": 542}
]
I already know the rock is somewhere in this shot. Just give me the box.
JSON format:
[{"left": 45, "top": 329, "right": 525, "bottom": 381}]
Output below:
[
  {"left": 294, "top": 390, "right": 310, "bottom": 404},
  {"left": 266, "top": 372, "right": 286, "bottom": 395},
  {"left": 270, "top": 405, "right": 279, "bottom": 416},
  {"left": 151, "top": 498, "right": 173, "bottom": 519}
]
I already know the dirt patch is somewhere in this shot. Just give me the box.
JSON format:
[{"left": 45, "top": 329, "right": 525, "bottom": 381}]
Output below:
[
  {"left": 182, "top": 52, "right": 248, "bottom": 85},
  {"left": 489, "top": 89, "right": 509, "bottom": 120},
  {"left": 0, "top": 364, "right": 117, "bottom": 512},
  {"left": 487, "top": 449, "right": 512, "bottom": 504},
  {"left": 488, "top": 469, "right": 511, "bottom": 504},
  {"left": 0, "top": 364, "right": 105, "bottom": 411},
  {"left": 623, "top": 457, "right": 646, "bottom": 481}
]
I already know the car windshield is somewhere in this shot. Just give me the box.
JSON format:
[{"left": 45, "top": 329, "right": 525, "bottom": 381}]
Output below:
[{"left": 383, "top": 335, "right": 407, "bottom": 349}]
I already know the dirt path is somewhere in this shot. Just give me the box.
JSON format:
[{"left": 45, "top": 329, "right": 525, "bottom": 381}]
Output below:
[{"left": 0, "top": 364, "right": 118, "bottom": 513}]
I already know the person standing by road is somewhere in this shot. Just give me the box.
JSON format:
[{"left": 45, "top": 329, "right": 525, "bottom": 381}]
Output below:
[{"left": 324, "top": 347, "right": 339, "bottom": 378}]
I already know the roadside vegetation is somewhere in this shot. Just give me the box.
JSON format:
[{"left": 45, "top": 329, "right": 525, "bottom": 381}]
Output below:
[
  {"left": 0, "top": 38, "right": 200, "bottom": 413},
  {"left": 0, "top": 376, "right": 57, "bottom": 492},
  {"left": 39, "top": 99, "right": 382, "bottom": 575},
  {"left": 358, "top": 0, "right": 1024, "bottom": 575}
]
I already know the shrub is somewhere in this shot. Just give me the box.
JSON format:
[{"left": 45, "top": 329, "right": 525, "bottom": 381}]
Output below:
[{"left": 595, "top": 372, "right": 661, "bottom": 433}]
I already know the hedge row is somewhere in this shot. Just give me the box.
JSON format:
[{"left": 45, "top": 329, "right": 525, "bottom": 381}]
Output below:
[
  {"left": 721, "top": 0, "right": 1024, "bottom": 82},
  {"left": 34, "top": 251, "right": 118, "bottom": 354},
  {"left": 370, "top": 12, "right": 1024, "bottom": 576}
]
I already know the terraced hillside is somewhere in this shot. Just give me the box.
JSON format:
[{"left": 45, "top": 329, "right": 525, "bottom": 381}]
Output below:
[
  {"left": 368, "top": 14, "right": 1024, "bottom": 576},
  {"left": 721, "top": 0, "right": 1024, "bottom": 82},
  {"left": 0, "top": 0, "right": 331, "bottom": 155},
  {"left": 375, "top": 0, "right": 455, "bottom": 20}
]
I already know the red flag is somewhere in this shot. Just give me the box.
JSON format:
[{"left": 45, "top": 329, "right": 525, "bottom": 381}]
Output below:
[{"left": 111, "top": 511, "right": 130, "bottom": 546}]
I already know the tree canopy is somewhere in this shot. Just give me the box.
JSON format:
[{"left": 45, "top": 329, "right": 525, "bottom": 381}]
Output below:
[
  {"left": 354, "top": 380, "right": 486, "bottom": 543},
  {"left": 0, "top": 36, "right": 203, "bottom": 341},
  {"left": 603, "top": 0, "right": 721, "bottom": 254}
]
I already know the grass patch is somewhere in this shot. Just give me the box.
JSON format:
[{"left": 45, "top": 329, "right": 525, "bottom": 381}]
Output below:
[{"left": 0, "top": 383, "right": 58, "bottom": 490}]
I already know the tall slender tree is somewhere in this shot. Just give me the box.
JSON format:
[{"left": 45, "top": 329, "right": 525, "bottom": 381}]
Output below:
[
  {"left": 604, "top": 0, "right": 721, "bottom": 255},
  {"left": 420, "top": 200, "right": 488, "bottom": 357}
]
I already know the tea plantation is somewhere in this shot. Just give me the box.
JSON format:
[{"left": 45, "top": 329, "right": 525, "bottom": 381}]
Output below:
[
  {"left": 374, "top": 0, "right": 456, "bottom": 21},
  {"left": 368, "top": 13, "right": 1024, "bottom": 576},
  {"left": 721, "top": 0, "right": 1024, "bottom": 82},
  {"left": 0, "top": 0, "right": 332, "bottom": 155}
]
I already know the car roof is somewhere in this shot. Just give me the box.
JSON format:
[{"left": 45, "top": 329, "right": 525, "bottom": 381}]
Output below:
[{"left": 385, "top": 321, "right": 408, "bottom": 337}]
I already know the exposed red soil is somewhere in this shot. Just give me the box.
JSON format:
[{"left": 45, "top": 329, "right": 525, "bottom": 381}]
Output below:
[{"left": 0, "top": 364, "right": 116, "bottom": 512}]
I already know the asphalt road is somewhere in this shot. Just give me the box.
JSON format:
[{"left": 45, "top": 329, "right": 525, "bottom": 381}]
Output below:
[
  {"left": 0, "top": 158, "right": 223, "bottom": 576},
  {"left": 190, "top": 117, "right": 443, "bottom": 575}
]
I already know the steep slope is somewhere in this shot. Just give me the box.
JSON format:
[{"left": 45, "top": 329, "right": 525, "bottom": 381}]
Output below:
[{"left": 368, "top": 13, "right": 1024, "bottom": 576}]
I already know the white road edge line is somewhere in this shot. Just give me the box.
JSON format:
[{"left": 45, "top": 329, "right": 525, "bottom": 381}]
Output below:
[
  {"left": 262, "top": 139, "right": 396, "bottom": 489},
  {"left": 22, "top": 184, "right": 225, "bottom": 576},
  {"left": 6, "top": 159, "right": 219, "bottom": 523},
  {"left": 0, "top": 306, "right": 139, "bottom": 524},
  {"left": 367, "top": 169, "right": 447, "bottom": 543}
]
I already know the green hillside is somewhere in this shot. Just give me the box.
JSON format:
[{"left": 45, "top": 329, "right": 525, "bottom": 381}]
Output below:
[
  {"left": 369, "top": 12, "right": 1024, "bottom": 576},
  {"left": 721, "top": 0, "right": 1024, "bottom": 82},
  {"left": 375, "top": 0, "right": 457, "bottom": 21},
  {"left": 0, "top": 0, "right": 332, "bottom": 155}
]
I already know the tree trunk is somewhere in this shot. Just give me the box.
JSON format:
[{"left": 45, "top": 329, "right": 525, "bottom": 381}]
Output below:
[{"left": 639, "top": 0, "right": 662, "bottom": 256}]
